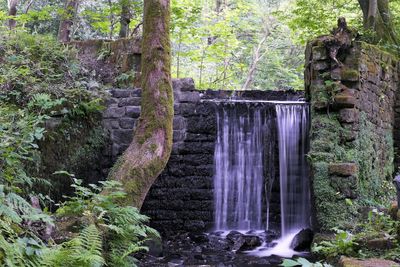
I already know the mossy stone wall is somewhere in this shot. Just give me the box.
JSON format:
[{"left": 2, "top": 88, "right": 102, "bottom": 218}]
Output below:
[{"left": 305, "top": 40, "right": 400, "bottom": 231}]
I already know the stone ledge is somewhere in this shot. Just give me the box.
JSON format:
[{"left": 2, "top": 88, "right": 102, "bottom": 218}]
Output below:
[
  {"left": 339, "top": 256, "right": 399, "bottom": 267},
  {"left": 328, "top": 163, "right": 358, "bottom": 176},
  {"left": 333, "top": 93, "right": 357, "bottom": 109}
]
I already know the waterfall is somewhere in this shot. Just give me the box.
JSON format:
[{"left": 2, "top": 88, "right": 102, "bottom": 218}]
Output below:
[
  {"left": 276, "top": 104, "right": 310, "bottom": 237},
  {"left": 213, "top": 102, "right": 310, "bottom": 237},
  {"left": 213, "top": 104, "right": 273, "bottom": 230}
]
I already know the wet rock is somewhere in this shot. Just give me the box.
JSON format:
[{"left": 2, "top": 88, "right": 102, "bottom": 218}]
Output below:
[
  {"left": 263, "top": 230, "right": 279, "bottom": 243},
  {"left": 226, "top": 231, "right": 262, "bottom": 251},
  {"left": 210, "top": 231, "right": 225, "bottom": 237},
  {"left": 226, "top": 231, "right": 245, "bottom": 251},
  {"left": 290, "top": 228, "right": 314, "bottom": 251},
  {"left": 145, "top": 238, "right": 164, "bottom": 257},
  {"left": 239, "top": 235, "right": 262, "bottom": 251},
  {"left": 167, "top": 258, "right": 184, "bottom": 267},
  {"left": 189, "top": 233, "right": 209, "bottom": 243}
]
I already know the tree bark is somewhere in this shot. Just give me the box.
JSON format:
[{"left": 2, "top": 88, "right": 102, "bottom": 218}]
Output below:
[
  {"left": 358, "top": 0, "right": 399, "bottom": 45},
  {"left": 119, "top": 0, "right": 132, "bottom": 38},
  {"left": 58, "top": 0, "right": 79, "bottom": 43},
  {"left": 108, "top": 0, "right": 173, "bottom": 209},
  {"left": 8, "top": 0, "right": 19, "bottom": 30}
]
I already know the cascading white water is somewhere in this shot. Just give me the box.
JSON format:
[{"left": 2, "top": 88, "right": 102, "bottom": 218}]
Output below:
[
  {"left": 214, "top": 104, "right": 271, "bottom": 230},
  {"left": 213, "top": 102, "right": 311, "bottom": 254},
  {"left": 276, "top": 104, "right": 310, "bottom": 237}
]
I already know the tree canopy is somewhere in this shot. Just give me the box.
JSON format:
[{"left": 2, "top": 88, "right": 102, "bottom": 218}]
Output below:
[{"left": 1, "top": 0, "right": 399, "bottom": 90}]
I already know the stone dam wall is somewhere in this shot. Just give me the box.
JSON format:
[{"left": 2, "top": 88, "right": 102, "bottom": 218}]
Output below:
[
  {"left": 305, "top": 40, "right": 400, "bottom": 230},
  {"left": 101, "top": 79, "right": 304, "bottom": 235}
]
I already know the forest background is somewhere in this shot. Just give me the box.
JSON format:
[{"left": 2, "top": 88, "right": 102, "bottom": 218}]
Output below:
[{"left": 4, "top": 0, "right": 399, "bottom": 91}]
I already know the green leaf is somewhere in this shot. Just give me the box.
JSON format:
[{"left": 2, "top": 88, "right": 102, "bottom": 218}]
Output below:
[{"left": 280, "top": 259, "right": 301, "bottom": 267}]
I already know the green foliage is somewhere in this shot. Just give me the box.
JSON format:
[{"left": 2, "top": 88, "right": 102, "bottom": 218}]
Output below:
[
  {"left": 57, "top": 179, "right": 160, "bottom": 266},
  {"left": 41, "top": 224, "right": 105, "bottom": 267},
  {"left": 280, "top": 0, "right": 362, "bottom": 45},
  {"left": 280, "top": 257, "right": 332, "bottom": 267},
  {"left": 357, "top": 209, "right": 399, "bottom": 242},
  {"left": 313, "top": 208, "right": 400, "bottom": 262},
  {"left": 0, "top": 177, "right": 158, "bottom": 267},
  {"left": 0, "top": 27, "right": 156, "bottom": 267},
  {"left": 312, "top": 229, "right": 358, "bottom": 259},
  {"left": 0, "top": 30, "right": 104, "bottom": 194},
  {"left": 80, "top": 0, "right": 143, "bottom": 39},
  {"left": 169, "top": 0, "right": 304, "bottom": 90},
  {"left": 0, "top": 29, "right": 105, "bottom": 111}
]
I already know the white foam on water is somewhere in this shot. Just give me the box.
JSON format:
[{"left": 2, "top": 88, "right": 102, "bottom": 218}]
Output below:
[{"left": 249, "top": 231, "right": 300, "bottom": 258}]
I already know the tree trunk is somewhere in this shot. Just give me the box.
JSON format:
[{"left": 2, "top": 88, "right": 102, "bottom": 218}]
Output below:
[
  {"left": 108, "top": 0, "right": 173, "bottom": 209},
  {"left": 58, "top": 0, "right": 79, "bottom": 43},
  {"left": 119, "top": 0, "right": 132, "bottom": 38},
  {"left": 241, "top": 35, "right": 268, "bottom": 91},
  {"left": 358, "top": 0, "right": 398, "bottom": 45},
  {"left": 8, "top": 0, "right": 19, "bottom": 30},
  {"left": 216, "top": 0, "right": 223, "bottom": 13}
]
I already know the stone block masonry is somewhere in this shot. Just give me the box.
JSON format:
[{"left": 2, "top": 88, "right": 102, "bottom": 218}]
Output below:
[
  {"left": 305, "top": 39, "right": 400, "bottom": 231},
  {"left": 101, "top": 78, "right": 304, "bottom": 235}
]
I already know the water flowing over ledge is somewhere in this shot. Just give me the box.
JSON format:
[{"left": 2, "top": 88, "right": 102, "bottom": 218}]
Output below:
[{"left": 213, "top": 101, "right": 311, "bottom": 257}]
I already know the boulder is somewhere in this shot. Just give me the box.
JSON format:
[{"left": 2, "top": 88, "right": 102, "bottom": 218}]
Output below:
[
  {"left": 339, "top": 256, "right": 399, "bottom": 267},
  {"left": 290, "top": 228, "right": 314, "bottom": 251},
  {"left": 226, "top": 231, "right": 262, "bottom": 251},
  {"left": 239, "top": 235, "right": 262, "bottom": 251}
]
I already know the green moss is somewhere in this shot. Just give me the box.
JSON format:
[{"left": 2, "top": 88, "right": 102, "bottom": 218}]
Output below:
[
  {"left": 310, "top": 110, "right": 396, "bottom": 231},
  {"left": 360, "top": 41, "right": 399, "bottom": 61},
  {"left": 312, "top": 162, "right": 357, "bottom": 230},
  {"left": 68, "top": 126, "right": 106, "bottom": 167},
  {"left": 340, "top": 68, "right": 359, "bottom": 81},
  {"left": 353, "top": 113, "right": 395, "bottom": 206},
  {"left": 37, "top": 116, "right": 107, "bottom": 201}
]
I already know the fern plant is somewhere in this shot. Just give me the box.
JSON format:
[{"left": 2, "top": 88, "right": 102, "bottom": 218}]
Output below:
[
  {"left": 40, "top": 224, "right": 105, "bottom": 267},
  {"left": 56, "top": 179, "right": 160, "bottom": 267}
]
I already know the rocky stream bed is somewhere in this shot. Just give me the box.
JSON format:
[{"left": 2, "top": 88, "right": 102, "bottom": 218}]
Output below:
[{"left": 138, "top": 229, "right": 313, "bottom": 267}]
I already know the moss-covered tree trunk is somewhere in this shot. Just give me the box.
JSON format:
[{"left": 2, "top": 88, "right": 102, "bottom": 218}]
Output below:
[
  {"left": 7, "top": 0, "right": 18, "bottom": 29},
  {"left": 58, "top": 0, "right": 79, "bottom": 43},
  {"left": 358, "top": 0, "right": 399, "bottom": 46},
  {"left": 109, "top": 0, "right": 173, "bottom": 209}
]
